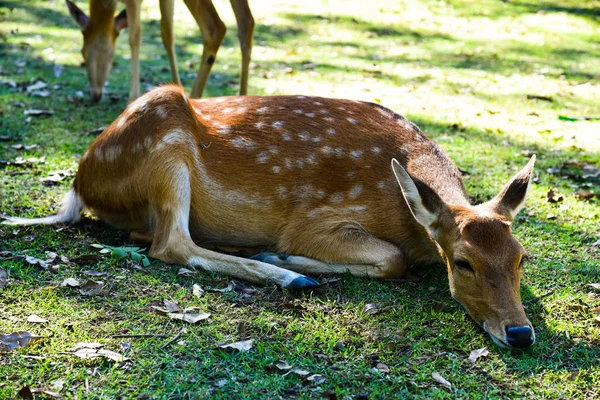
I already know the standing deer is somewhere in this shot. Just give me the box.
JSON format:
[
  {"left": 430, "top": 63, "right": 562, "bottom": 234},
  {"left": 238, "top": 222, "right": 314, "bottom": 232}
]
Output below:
[
  {"left": 66, "top": 0, "right": 254, "bottom": 102},
  {"left": 3, "top": 86, "right": 537, "bottom": 349}
]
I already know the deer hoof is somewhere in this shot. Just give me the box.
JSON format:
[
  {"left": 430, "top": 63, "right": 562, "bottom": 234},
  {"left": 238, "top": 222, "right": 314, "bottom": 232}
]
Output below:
[
  {"left": 250, "top": 251, "right": 289, "bottom": 266},
  {"left": 287, "top": 276, "right": 320, "bottom": 290}
]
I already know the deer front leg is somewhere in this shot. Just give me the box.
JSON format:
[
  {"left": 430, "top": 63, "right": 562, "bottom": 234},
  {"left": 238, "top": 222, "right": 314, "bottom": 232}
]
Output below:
[
  {"left": 183, "top": 0, "right": 227, "bottom": 97},
  {"left": 126, "top": 0, "right": 142, "bottom": 100},
  {"left": 253, "top": 220, "right": 407, "bottom": 279},
  {"left": 159, "top": 0, "right": 181, "bottom": 85},
  {"left": 230, "top": 0, "right": 254, "bottom": 95}
]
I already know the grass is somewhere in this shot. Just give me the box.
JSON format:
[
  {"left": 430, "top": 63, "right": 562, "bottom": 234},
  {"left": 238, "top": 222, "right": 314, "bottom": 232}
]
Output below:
[{"left": 1, "top": 0, "right": 599, "bottom": 397}]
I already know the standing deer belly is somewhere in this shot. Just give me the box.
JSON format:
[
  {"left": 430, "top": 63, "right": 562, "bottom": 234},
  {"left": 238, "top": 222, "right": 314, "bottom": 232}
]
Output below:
[{"left": 3, "top": 85, "right": 537, "bottom": 349}]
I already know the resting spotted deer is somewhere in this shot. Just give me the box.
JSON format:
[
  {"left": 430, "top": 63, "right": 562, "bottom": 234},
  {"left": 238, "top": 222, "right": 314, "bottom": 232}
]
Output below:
[
  {"left": 3, "top": 85, "right": 537, "bottom": 349},
  {"left": 66, "top": 0, "right": 254, "bottom": 102}
]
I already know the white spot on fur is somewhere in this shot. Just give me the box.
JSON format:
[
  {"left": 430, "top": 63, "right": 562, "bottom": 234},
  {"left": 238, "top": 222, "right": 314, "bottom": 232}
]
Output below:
[
  {"left": 268, "top": 146, "right": 279, "bottom": 154},
  {"left": 349, "top": 184, "right": 363, "bottom": 199},
  {"left": 321, "top": 146, "right": 333, "bottom": 155},
  {"left": 292, "top": 184, "right": 314, "bottom": 199},
  {"left": 296, "top": 159, "right": 305, "bottom": 169},
  {"left": 116, "top": 115, "right": 127, "bottom": 129},
  {"left": 334, "top": 148, "right": 345, "bottom": 158},
  {"left": 132, "top": 143, "right": 143, "bottom": 153},
  {"left": 305, "top": 112, "right": 315, "bottom": 118},
  {"left": 345, "top": 205, "right": 367, "bottom": 213},
  {"left": 144, "top": 136, "right": 153, "bottom": 149},
  {"left": 350, "top": 150, "right": 363, "bottom": 160},
  {"left": 218, "top": 124, "right": 231, "bottom": 135},
  {"left": 298, "top": 131, "right": 310, "bottom": 141},
  {"left": 284, "top": 158, "right": 293, "bottom": 169},
  {"left": 294, "top": 109, "right": 303, "bottom": 114},
  {"left": 255, "top": 121, "right": 265, "bottom": 130},
  {"left": 281, "top": 132, "right": 292, "bottom": 141},
  {"left": 155, "top": 106, "right": 168, "bottom": 119},
  {"left": 257, "top": 152, "right": 269, "bottom": 163},
  {"left": 347, "top": 117, "right": 358, "bottom": 125},
  {"left": 155, "top": 129, "right": 190, "bottom": 151},
  {"left": 306, "top": 154, "right": 317, "bottom": 165},
  {"left": 326, "top": 128, "right": 336, "bottom": 135},
  {"left": 257, "top": 106, "right": 269, "bottom": 114},
  {"left": 105, "top": 145, "right": 122, "bottom": 162},
  {"left": 312, "top": 136, "right": 321, "bottom": 143},
  {"left": 330, "top": 193, "right": 344, "bottom": 204},
  {"left": 378, "top": 181, "right": 386, "bottom": 189},
  {"left": 272, "top": 165, "right": 282, "bottom": 174},
  {"left": 234, "top": 97, "right": 244, "bottom": 103},
  {"left": 319, "top": 109, "right": 329, "bottom": 114},
  {"left": 232, "top": 137, "right": 255, "bottom": 150},
  {"left": 316, "top": 189, "right": 326, "bottom": 199},
  {"left": 214, "top": 98, "right": 226, "bottom": 103},
  {"left": 324, "top": 117, "right": 335, "bottom": 123},
  {"left": 338, "top": 106, "right": 346, "bottom": 111},
  {"left": 236, "top": 107, "right": 247, "bottom": 114},
  {"left": 272, "top": 121, "right": 284, "bottom": 129},
  {"left": 347, "top": 171, "right": 357, "bottom": 179},
  {"left": 277, "top": 186, "right": 288, "bottom": 199},
  {"left": 94, "top": 148, "right": 103, "bottom": 161},
  {"left": 296, "top": 95, "right": 306, "bottom": 99},
  {"left": 372, "top": 147, "right": 382, "bottom": 154},
  {"left": 223, "top": 107, "right": 233, "bottom": 114}
]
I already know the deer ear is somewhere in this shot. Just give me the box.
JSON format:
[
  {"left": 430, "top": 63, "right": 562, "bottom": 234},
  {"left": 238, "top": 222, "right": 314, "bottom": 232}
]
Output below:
[
  {"left": 66, "top": 0, "right": 89, "bottom": 30},
  {"left": 488, "top": 155, "right": 536, "bottom": 221},
  {"left": 391, "top": 159, "right": 445, "bottom": 230},
  {"left": 114, "top": 9, "right": 128, "bottom": 33}
]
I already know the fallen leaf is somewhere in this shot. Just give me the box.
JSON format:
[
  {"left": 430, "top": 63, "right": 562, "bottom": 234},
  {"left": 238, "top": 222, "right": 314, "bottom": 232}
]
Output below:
[
  {"left": 163, "top": 299, "right": 181, "bottom": 313},
  {"left": 178, "top": 267, "right": 195, "bottom": 276},
  {"left": 71, "top": 254, "right": 101, "bottom": 265},
  {"left": 25, "top": 255, "right": 48, "bottom": 270},
  {"left": 594, "top": 317, "right": 600, "bottom": 326},
  {"left": 78, "top": 280, "right": 104, "bottom": 296},
  {"left": 31, "top": 388, "right": 63, "bottom": 398},
  {"left": 54, "top": 65, "right": 63, "bottom": 78},
  {"left": 468, "top": 347, "right": 489, "bottom": 363},
  {"left": 546, "top": 189, "right": 563, "bottom": 203},
  {"left": 0, "top": 331, "right": 43, "bottom": 352},
  {"left": 207, "top": 282, "right": 235, "bottom": 293},
  {"left": 167, "top": 312, "right": 211, "bottom": 324},
  {"left": 151, "top": 306, "right": 169, "bottom": 315},
  {"left": 288, "top": 368, "right": 310, "bottom": 377},
  {"left": 218, "top": 339, "right": 253, "bottom": 351},
  {"left": 70, "top": 343, "right": 128, "bottom": 362},
  {"left": 61, "top": 278, "right": 81, "bottom": 287},
  {"left": 23, "top": 109, "right": 54, "bottom": 116},
  {"left": 276, "top": 361, "right": 293, "bottom": 371},
  {"left": 306, "top": 374, "right": 326, "bottom": 384},
  {"left": 593, "top": 306, "right": 600, "bottom": 315},
  {"left": 432, "top": 372, "right": 452, "bottom": 390},
  {"left": 17, "top": 386, "right": 33, "bottom": 400},
  {"left": 32, "top": 90, "right": 51, "bottom": 98},
  {"left": 84, "top": 270, "right": 107, "bottom": 277},
  {"left": 363, "top": 303, "right": 379, "bottom": 315},
  {"left": 0, "top": 267, "right": 7, "bottom": 289},
  {"left": 592, "top": 239, "right": 600, "bottom": 247},
  {"left": 27, "top": 315, "right": 48, "bottom": 323},
  {"left": 192, "top": 283, "right": 204, "bottom": 298},
  {"left": 574, "top": 189, "right": 594, "bottom": 200},
  {"left": 374, "top": 362, "right": 390, "bottom": 373},
  {"left": 586, "top": 283, "right": 600, "bottom": 292},
  {"left": 26, "top": 80, "right": 47, "bottom": 92}
]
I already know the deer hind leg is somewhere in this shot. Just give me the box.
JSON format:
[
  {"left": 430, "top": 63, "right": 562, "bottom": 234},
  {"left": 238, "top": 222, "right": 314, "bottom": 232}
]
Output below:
[
  {"left": 183, "top": 0, "right": 226, "bottom": 97},
  {"left": 125, "top": 0, "right": 142, "bottom": 100},
  {"left": 229, "top": 0, "right": 254, "bottom": 95},
  {"left": 252, "top": 219, "right": 407, "bottom": 280},
  {"left": 159, "top": 0, "right": 181, "bottom": 85},
  {"left": 147, "top": 161, "right": 319, "bottom": 289}
]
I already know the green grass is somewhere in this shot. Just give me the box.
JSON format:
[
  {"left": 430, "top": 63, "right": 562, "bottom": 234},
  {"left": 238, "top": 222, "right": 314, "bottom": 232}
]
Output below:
[{"left": 1, "top": 0, "right": 599, "bottom": 398}]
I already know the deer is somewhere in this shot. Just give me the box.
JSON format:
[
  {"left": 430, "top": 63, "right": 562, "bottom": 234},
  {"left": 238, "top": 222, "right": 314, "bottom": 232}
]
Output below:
[
  {"left": 3, "top": 85, "right": 537, "bottom": 349},
  {"left": 65, "top": 0, "right": 254, "bottom": 102}
]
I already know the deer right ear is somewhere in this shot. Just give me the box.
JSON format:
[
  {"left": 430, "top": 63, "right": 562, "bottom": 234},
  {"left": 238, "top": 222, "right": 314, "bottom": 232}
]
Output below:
[
  {"left": 391, "top": 159, "right": 443, "bottom": 230},
  {"left": 66, "top": 0, "right": 89, "bottom": 30}
]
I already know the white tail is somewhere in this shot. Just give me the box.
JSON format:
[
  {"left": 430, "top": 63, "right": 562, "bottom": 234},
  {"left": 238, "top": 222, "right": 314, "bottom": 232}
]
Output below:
[{"left": 4, "top": 85, "right": 537, "bottom": 349}]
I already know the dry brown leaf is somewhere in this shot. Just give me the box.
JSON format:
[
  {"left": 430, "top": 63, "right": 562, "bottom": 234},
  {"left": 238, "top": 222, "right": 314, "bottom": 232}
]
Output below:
[
  {"left": 594, "top": 316, "right": 600, "bottom": 326},
  {"left": 60, "top": 278, "right": 81, "bottom": 287},
  {"left": 71, "top": 254, "right": 101, "bottom": 265},
  {"left": 207, "top": 282, "right": 235, "bottom": 293},
  {"left": 192, "top": 284, "right": 204, "bottom": 298},
  {"left": 546, "top": 189, "right": 563, "bottom": 203},
  {"left": 363, "top": 303, "right": 379, "bottom": 315},
  {"left": 218, "top": 339, "right": 253, "bottom": 351},
  {"left": 27, "top": 315, "right": 48, "bottom": 324},
  {"left": 374, "top": 362, "right": 390, "bottom": 373},
  {"left": 592, "top": 306, "right": 600, "bottom": 315},
  {"left": 574, "top": 189, "right": 594, "bottom": 200},
  {"left": 17, "top": 386, "right": 33, "bottom": 400},
  {"left": 586, "top": 283, "right": 600, "bottom": 292},
  {"left": 31, "top": 388, "right": 63, "bottom": 398},
  {"left": 70, "top": 343, "right": 128, "bottom": 362},
  {"left": 306, "top": 374, "right": 326, "bottom": 384},
  {"left": 163, "top": 299, "right": 181, "bottom": 313},
  {"left": 0, "top": 331, "right": 43, "bottom": 352},
  {"left": 167, "top": 312, "right": 210, "bottom": 324},
  {"left": 84, "top": 270, "right": 107, "bottom": 277},
  {"left": 287, "top": 368, "right": 310, "bottom": 377},
  {"left": 432, "top": 372, "right": 452, "bottom": 390},
  {"left": 78, "top": 280, "right": 104, "bottom": 296},
  {"left": 468, "top": 347, "right": 489, "bottom": 363},
  {"left": 25, "top": 255, "right": 48, "bottom": 270},
  {"left": 275, "top": 360, "right": 293, "bottom": 371},
  {"left": 178, "top": 268, "right": 195, "bottom": 276}
]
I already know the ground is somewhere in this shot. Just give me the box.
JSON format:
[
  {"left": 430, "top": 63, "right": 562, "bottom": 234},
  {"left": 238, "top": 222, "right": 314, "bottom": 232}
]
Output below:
[{"left": 0, "top": 0, "right": 599, "bottom": 398}]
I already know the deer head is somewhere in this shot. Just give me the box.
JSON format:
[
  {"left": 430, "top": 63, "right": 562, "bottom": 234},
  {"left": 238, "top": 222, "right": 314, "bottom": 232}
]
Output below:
[
  {"left": 392, "top": 156, "right": 536, "bottom": 349},
  {"left": 66, "top": 0, "right": 128, "bottom": 102}
]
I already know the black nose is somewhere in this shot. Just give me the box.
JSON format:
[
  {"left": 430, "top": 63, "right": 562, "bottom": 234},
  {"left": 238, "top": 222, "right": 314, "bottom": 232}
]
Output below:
[{"left": 505, "top": 325, "right": 534, "bottom": 348}]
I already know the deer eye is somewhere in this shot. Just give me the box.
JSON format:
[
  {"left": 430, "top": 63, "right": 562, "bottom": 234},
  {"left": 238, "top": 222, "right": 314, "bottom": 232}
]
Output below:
[{"left": 454, "top": 259, "right": 474, "bottom": 273}]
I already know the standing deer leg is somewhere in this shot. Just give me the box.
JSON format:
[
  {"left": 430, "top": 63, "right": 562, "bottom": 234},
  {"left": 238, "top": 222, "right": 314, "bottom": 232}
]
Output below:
[
  {"left": 230, "top": 0, "right": 254, "bottom": 95},
  {"left": 159, "top": 0, "right": 181, "bottom": 85},
  {"left": 125, "top": 0, "right": 142, "bottom": 101},
  {"left": 183, "top": 0, "right": 226, "bottom": 97},
  {"left": 253, "top": 219, "right": 407, "bottom": 279}
]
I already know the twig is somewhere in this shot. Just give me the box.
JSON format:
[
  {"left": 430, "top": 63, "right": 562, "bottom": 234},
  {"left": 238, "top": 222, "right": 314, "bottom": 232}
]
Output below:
[
  {"left": 112, "top": 334, "right": 168, "bottom": 339},
  {"left": 161, "top": 329, "right": 186, "bottom": 349}
]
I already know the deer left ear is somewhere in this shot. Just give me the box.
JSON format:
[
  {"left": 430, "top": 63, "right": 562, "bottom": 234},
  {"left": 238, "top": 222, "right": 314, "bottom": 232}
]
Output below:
[
  {"left": 488, "top": 155, "right": 536, "bottom": 221},
  {"left": 114, "top": 9, "right": 128, "bottom": 33}
]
